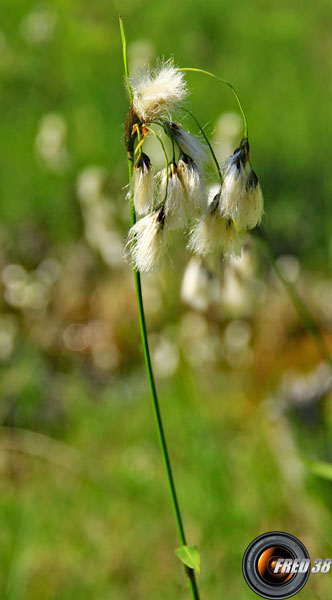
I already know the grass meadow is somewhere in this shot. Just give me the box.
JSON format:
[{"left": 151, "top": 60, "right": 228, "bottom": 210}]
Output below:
[{"left": 1, "top": 1, "right": 332, "bottom": 598}]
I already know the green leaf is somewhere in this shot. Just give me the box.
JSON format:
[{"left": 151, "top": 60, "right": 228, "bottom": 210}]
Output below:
[
  {"left": 175, "top": 545, "right": 200, "bottom": 574},
  {"left": 303, "top": 457, "right": 332, "bottom": 481}
]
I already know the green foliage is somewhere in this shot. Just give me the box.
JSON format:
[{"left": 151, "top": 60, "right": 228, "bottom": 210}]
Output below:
[
  {"left": 0, "top": 0, "right": 331, "bottom": 266},
  {"left": 175, "top": 545, "right": 201, "bottom": 574},
  {"left": 0, "top": 1, "right": 332, "bottom": 599},
  {"left": 303, "top": 457, "right": 332, "bottom": 482}
]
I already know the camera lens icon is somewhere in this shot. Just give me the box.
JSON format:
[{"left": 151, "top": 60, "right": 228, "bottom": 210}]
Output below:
[
  {"left": 257, "top": 546, "right": 295, "bottom": 585},
  {"left": 242, "top": 532, "right": 310, "bottom": 599}
]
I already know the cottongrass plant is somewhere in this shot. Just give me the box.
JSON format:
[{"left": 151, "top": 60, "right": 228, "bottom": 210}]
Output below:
[
  {"left": 124, "top": 57, "right": 264, "bottom": 273},
  {"left": 119, "top": 16, "right": 332, "bottom": 600},
  {"left": 119, "top": 15, "right": 266, "bottom": 600}
]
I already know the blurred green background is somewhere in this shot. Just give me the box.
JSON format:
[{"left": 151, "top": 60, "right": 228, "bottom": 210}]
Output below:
[{"left": 1, "top": 0, "right": 332, "bottom": 598}]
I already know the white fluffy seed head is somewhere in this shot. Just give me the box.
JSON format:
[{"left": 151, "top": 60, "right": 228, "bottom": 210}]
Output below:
[
  {"left": 133, "top": 153, "right": 154, "bottom": 216},
  {"left": 188, "top": 194, "right": 241, "bottom": 258},
  {"left": 126, "top": 207, "right": 167, "bottom": 272},
  {"left": 160, "top": 163, "right": 187, "bottom": 230},
  {"left": 220, "top": 158, "right": 247, "bottom": 218},
  {"left": 243, "top": 171, "right": 264, "bottom": 230},
  {"left": 169, "top": 122, "right": 208, "bottom": 168},
  {"left": 130, "top": 61, "right": 188, "bottom": 122},
  {"left": 220, "top": 141, "right": 264, "bottom": 230},
  {"left": 177, "top": 153, "right": 207, "bottom": 213}
]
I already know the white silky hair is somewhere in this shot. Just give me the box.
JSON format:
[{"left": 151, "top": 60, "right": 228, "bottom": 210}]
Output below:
[
  {"left": 188, "top": 194, "right": 241, "bottom": 258},
  {"left": 160, "top": 165, "right": 187, "bottom": 230},
  {"left": 131, "top": 61, "right": 188, "bottom": 122},
  {"left": 133, "top": 157, "right": 154, "bottom": 216},
  {"left": 126, "top": 208, "right": 167, "bottom": 272},
  {"left": 220, "top": 155, "right": 264, "bottom": 230},
  {"left": 124, "top": 57, "right": 265, "bottom": 269},
  {"left": 170, "top": 124, "right": 208, "bottom": 168},
  {"left": 177, "top": 154, "right": 207, "bottom": 213},
  {"left": 242, "top": 178, "right": 264, "bottom": 230}
]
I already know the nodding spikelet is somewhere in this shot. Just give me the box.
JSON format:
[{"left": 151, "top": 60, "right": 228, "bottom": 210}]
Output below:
[
  {"left": 220, "top": 139, "right": 264, "bottom": 230},
  {"left": 130, "top": 61, "right": 188, "bottom": 122},
  {"left": 177, "top": 153, "right": 206, "bottom": 213},
  {"left": 160, "top": 162, "right": 187, "bottom": 230},
  {"left": 133, "top": 153, "right": 154, "bottom": 215},
  {"left": 243, "top": 169, "right": 264, "bottom": 230},
  {"left": 188, "top": 193, "right": 241, "bottom": 258},
  {"left": 126, "top": 207, "right": 167, "bottom": 272},
  {"left": 169, "top": 122, "right": 208, "bottom": 168}
]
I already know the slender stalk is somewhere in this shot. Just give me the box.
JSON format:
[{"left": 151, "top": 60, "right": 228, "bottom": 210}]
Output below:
[
  {"left": 178, "top": 67, "right": 248, "bottom": 138},
  {"left": 146, "top": 127, "right": 170, "bottom": 204},
  {"left": 171, "top": 135, "right": 176, "bottom": 163},
  {"left": 127, "top": 151, "right": 201, "bottom": 600},
  {"left": 134, "top": 124, "right": 142, "bottom": 156},
  {"left": 120, "top": 17, "right": 200, "bottom": 600},
  {"left": 182, "top": 108, "right": 222, "bottom": 185},
  {"left": 119, "top": 15, "right": 133, "bottom": 103},
  {"left": 255, "top": 228, "right": 332, "bottom": 371}
]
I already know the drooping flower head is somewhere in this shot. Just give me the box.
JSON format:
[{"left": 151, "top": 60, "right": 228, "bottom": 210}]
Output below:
[
  {"left": 161, "top": 162, "right": 187, "bottom": 230},
  {"left": 177, "top": 153, "right": 206, "bottom": 213},
  {"left": 122, "top": 47, "right": 264, "bottom": 272},
  {"left": 133, "top": 152, "right": 154, "bottom": 216},
  {"left": 130, "top": 61, "right": 188, "bottom": 123},
  {"left": 244, "top": 168, "right": 264, "bottom": 229},
  {"left": 126, "top": 206, "right": 167, "bottom": 272},
  {"left": 220, "top": 138, "right": 264, "bottom": 230},
  {"left": 188, "top": 192, "right": 241, "bottom": 258},
  {"left": 169, "top": 122, "right": 208, "bottom": 169}
]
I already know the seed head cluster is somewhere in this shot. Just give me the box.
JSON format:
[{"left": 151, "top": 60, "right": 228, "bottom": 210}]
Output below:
[
  {"left": 130, "top": 60, "right": 187, "bottom": 122},
  {"left": 124, "top": 60, "right": 264, "bottom": 272}
]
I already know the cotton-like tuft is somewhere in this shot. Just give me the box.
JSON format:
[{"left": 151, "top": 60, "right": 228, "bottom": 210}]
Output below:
[
  {"left": 188, "top": 194, "right": 241, "bottom": 258},
  {"left": 160, "top": 163, "right": 187, "bottom": 230},
  {"left": 169, "top": 122, "right": 208, "bottom": 168},
  {"left": 220, "top": 141, "right": 264, "bottom": 230},
  {"left": 242, "top": 170, "right": 264, "bottom": 230},
  {"left": 125, "top": 207, "right": 167, "bottom": 272},
  {"left": 131, "top": 61, "right": 188, "bottom": 122},
  {"left": 177, "top": 153, "right": 207, "bottom": 213},
  {"left": 133, "top": 153, "right": 154, "bottom": 215}
]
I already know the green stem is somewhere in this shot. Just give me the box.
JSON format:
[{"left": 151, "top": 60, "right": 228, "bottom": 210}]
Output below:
[
  {"left": 135, "top": 125, "right": 142, "bottom": 156},
  {"left": 178, "top": 67, "right": 248, "bottom": 138},
  {"left": 146, "top": 127, "right": 169, "bottom": 205},
  {"left": 127, "top": 156, "right": 200, "bottom": 600},
  {"left": 182, "top": 108, "right": 222, "bottom": 185},
  {"left": 256, "top": 228, "right": 332, "bottom": 371},
  {"left": 119, "top": 15, "right": 133, "bottom": 103},
  {"left": 121, "top": 17, "right": 200, "bottom": 600},
  {"left": 153, "top": 120, "right": 183, "bottom": 156},
  {"left": 171, "top": 136, "right": 176, "bottom": 163}
]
